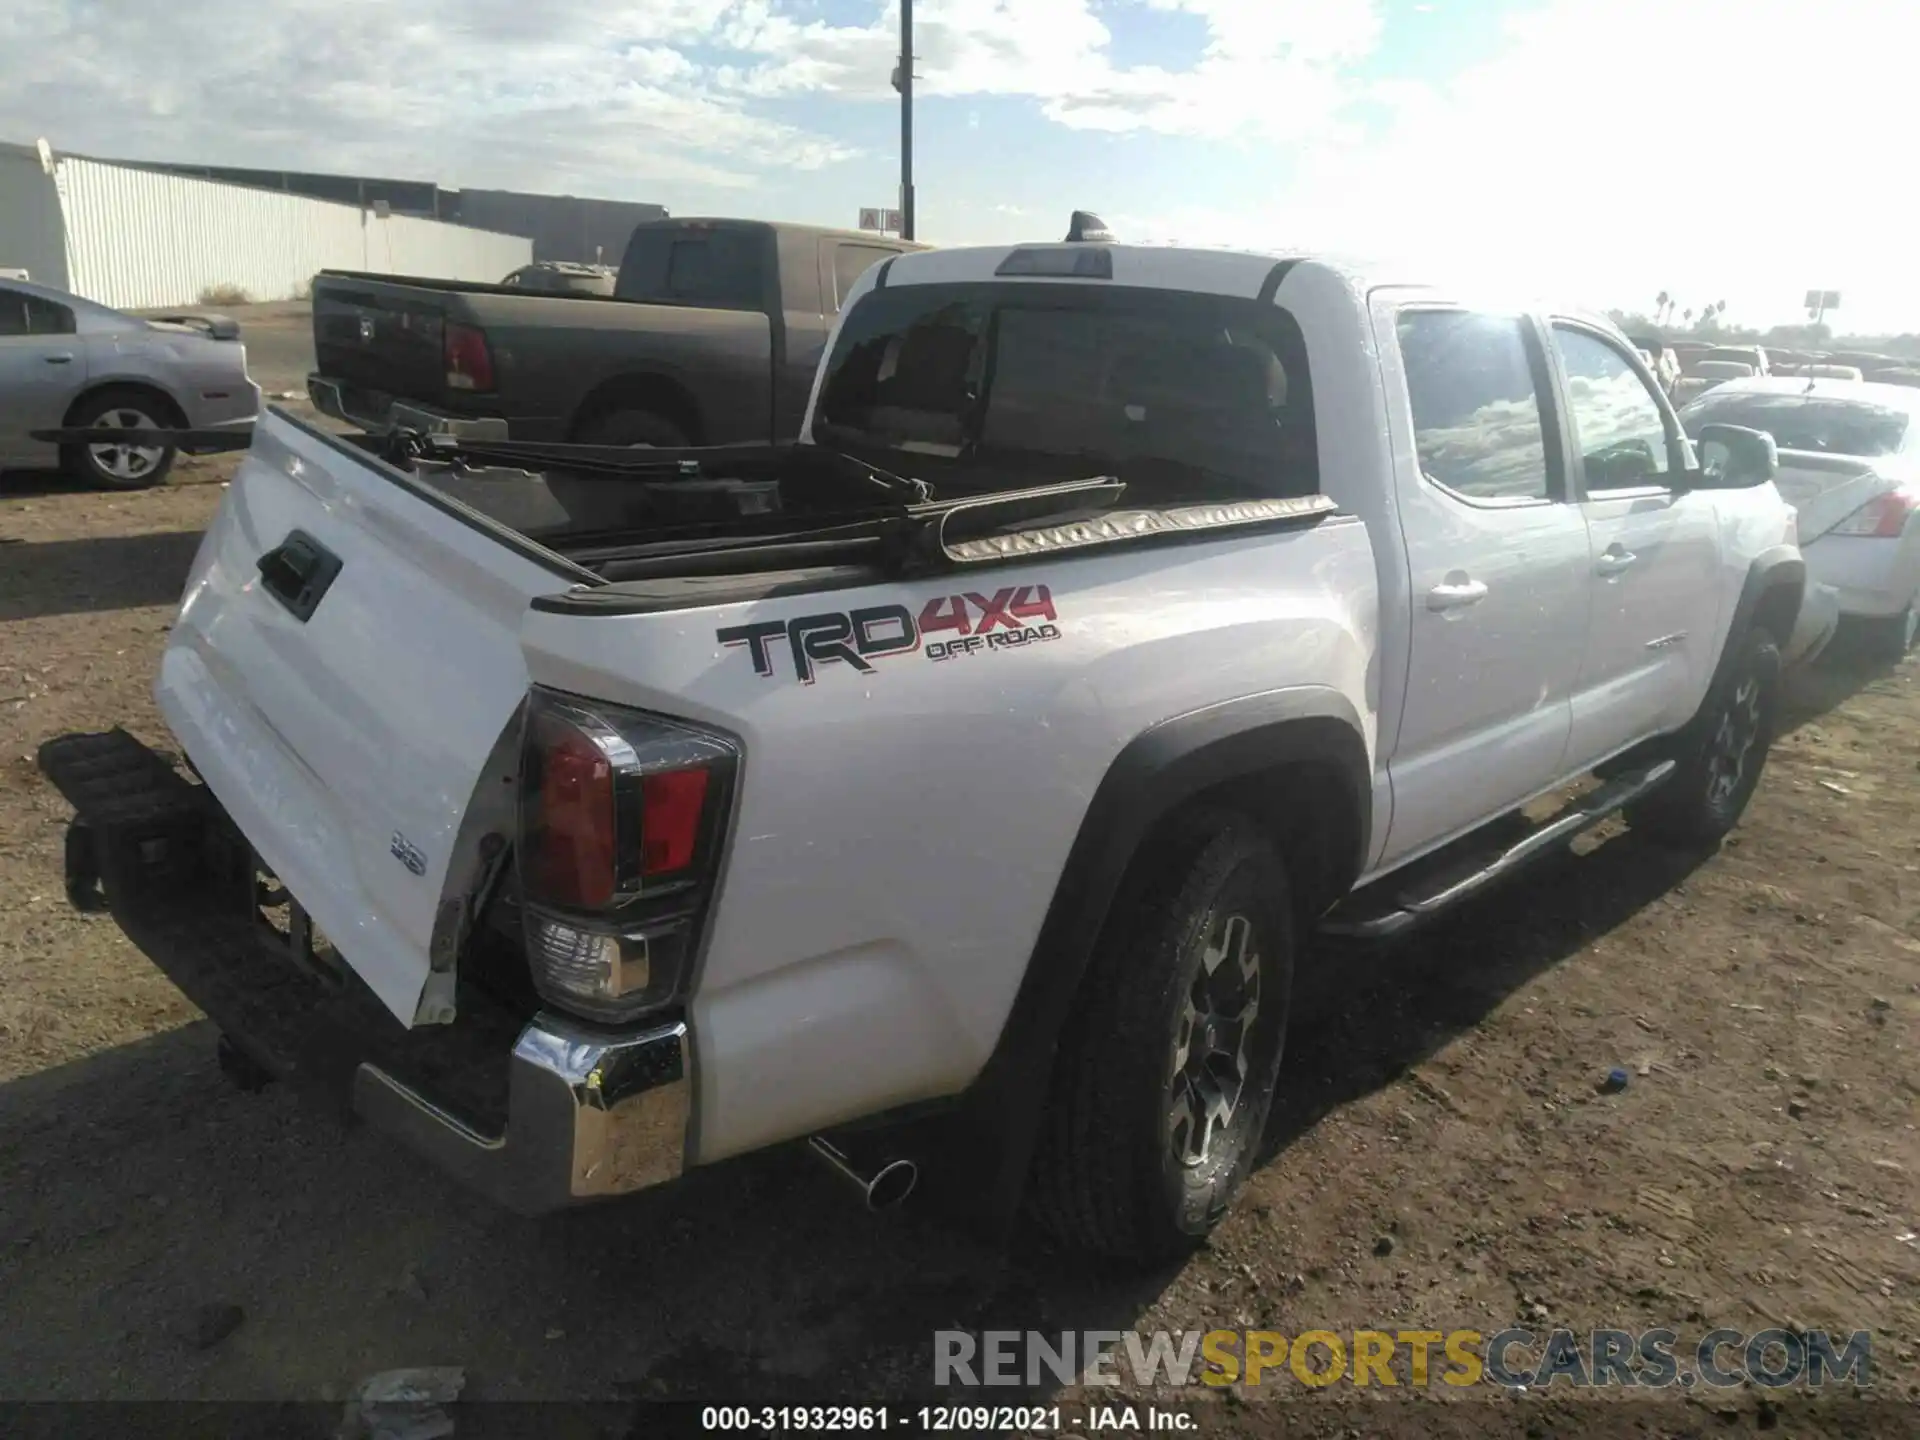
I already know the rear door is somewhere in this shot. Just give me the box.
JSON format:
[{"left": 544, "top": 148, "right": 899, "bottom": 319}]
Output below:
[
  {"left": 157, "top": 412, "right": 596, "bottom": 1026},
  {"left": 1374, "top": 300, "right": 1592, "bottom": 869},
  {"left": 0, "top": 286, "right": 84, "bottom": 464},
  {"left": 1548, "top": 320, "right": 1723, "bottom": 758},
  {"left": 619, "top": 222, "right": 787, "bottom": 435}
]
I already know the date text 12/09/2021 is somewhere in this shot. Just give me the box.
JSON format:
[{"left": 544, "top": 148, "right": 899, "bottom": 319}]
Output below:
[{"left": 699, "top": 1404, "right": 1193, "bottom": 1432}]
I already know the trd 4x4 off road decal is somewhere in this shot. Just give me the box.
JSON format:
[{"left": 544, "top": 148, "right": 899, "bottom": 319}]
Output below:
[{"left": 717, "top": 584, "right": 1061, "bottom": 683}]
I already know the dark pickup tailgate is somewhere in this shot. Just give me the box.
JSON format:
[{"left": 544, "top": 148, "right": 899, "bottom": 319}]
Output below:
[{"left": 313, "top": 275, "right": 450, "bottom": 396}]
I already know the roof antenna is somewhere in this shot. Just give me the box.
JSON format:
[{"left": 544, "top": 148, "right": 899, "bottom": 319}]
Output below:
[{"left": 1065, "top": 210, "right": 1114, "bottom": 243}]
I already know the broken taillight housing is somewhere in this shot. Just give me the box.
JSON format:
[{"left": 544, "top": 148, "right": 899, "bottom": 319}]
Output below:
[{"left": 516, "top": 689, "right": 738, "bottom": 1022}]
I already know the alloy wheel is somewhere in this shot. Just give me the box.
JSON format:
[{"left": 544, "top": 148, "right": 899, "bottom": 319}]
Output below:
[
  {"left": 86, "top": 408, "right": 166, "bottom": 483},
  {"left": 1167, "top": 911, "right": 1262, "bottom": 1168},
  {"left": 1704, "top": 674, "right": 1763, "bottom": 807}
]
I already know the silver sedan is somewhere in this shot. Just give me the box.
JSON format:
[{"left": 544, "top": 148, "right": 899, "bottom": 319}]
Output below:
[{"left": 0, "top": 277, "right": 261, "bottom": 489}]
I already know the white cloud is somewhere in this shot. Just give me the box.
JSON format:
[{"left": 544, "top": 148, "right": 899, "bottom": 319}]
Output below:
[
  {"left": 3, "top": 0, "right": 1906, "bottom": 327},
  {"left": 723, "top": 0, "right": 1382, "bottom": 143},
  {"left": 0, "top": 0, "right": 856, "bottom": 194},
  {"left": 0, "top": 0, "right": 1380, "bottom": 200},
  {"left": 1101, "top": 0, "right": 1920, "bottom": 328}
]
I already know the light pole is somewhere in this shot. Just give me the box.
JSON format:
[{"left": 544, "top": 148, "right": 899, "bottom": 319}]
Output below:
[{"left": 899, "top": 0, "right": 915, "bottom": 240}]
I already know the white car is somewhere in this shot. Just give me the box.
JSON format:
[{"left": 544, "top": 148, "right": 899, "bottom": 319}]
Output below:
[{"left": 1679, "top": 377, "right": 1920, "bottom": 658}]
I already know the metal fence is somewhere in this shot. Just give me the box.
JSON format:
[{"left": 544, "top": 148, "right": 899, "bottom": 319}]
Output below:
[{"left": 49, "top": 155, "right": 531, "bottom": 309}]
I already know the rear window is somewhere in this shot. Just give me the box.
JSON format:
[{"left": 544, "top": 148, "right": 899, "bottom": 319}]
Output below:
[
  {"left": 0, "top": 288, "right": 75, "bottom": 336},
  {"left": 616, "top": 227, "right": 765, "bottom": 309},
  {"left": 811, "top": 282, "right": 1316, "bottom": 499},
  {"left": 1678, "top": 391, "right": 1912, "bottom": 457}
]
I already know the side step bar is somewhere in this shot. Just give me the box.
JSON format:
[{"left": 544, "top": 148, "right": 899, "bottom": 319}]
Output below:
[{"left": 1319, "top": 760, "right": 1676, "bottom": 941}]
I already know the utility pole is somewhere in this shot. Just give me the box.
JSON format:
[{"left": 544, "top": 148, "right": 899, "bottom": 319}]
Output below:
[{"left": 899, "top": 0, "right": 915, "bottom": 240}]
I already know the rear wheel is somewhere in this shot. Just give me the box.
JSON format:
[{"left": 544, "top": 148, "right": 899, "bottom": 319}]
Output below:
[
  {"left": 1628, "top": 626, "right": 1780, "bottom": 848},
  {"left": 1028, "top": 809, "right": 1295, "bottom": 1264},
  {"left": 62, "top": 388, "right": 179, "bottom": 490},
  {"left": 553, "top": 409, "right": 692, "bottom": 529},
  {"left": 571, "top": 408, "right": 689, "bottom": 448}
]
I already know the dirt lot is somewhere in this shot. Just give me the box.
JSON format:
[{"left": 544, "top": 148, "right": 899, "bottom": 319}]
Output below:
[{"left": 1, "top": 389, "right": 1917, "bottom": 1433}]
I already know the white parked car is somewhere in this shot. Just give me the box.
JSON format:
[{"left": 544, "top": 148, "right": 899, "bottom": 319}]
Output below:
[
  {"left": 38, "top": 231, "right": 1806, "bottom": 1263},
  {"left": 1679, "top": 377, "right": 1920, "bottom": 657}
]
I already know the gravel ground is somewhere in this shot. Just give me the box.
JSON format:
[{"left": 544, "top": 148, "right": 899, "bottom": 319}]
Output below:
[{"left": 0, "top": 334, "right": 1916, "bottom": 1432}]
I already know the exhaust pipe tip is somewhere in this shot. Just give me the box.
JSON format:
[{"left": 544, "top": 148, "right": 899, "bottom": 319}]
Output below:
[
  {"left": 809, "top": 1136, "right": 919, "bottom": 1212},
  {"left": 864, "top": 1157, "right": 918, "bottom": 1212}
]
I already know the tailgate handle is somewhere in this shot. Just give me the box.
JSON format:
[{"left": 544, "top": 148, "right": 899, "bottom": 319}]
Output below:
[{"left": 256, "top": 531, "right": 342, "bottom": 622}]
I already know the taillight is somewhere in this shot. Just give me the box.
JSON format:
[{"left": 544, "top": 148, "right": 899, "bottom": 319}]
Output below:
[
  {"left": 1832, "top": 489, "right": 1917, "bottom": 538},
  {"left": 444, "top": 321, "right": 494, "bottom": 392},
  {"left": 521, "top": 714, "right": 620, "bottom": 910},
  {"left": 517, "top": 689, "right": 737, "bottom": 1021}
]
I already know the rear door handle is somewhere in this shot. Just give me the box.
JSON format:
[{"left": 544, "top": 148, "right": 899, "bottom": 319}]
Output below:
[
  {"left": 43, "top": 352, "right": 74, "bottom": 365},
  {"left": 1596, "top": 548, "right": 1637, "bottom": 577},
  {"left": 1427, "top": 579, "right": 1489, "bottom": 611}
]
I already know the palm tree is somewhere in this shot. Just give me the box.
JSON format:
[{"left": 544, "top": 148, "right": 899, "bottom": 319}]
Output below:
[
  {"left": 1656, "top": 290, "right": 1671, "bottom": 325},
  {"left": 1683, "top": 307, "right": 1694, "bottom": 328}
]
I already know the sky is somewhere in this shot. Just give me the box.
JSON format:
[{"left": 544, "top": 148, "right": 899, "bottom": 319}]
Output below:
[{"left": 1, "top": 0, "right": 1912, "bottom": 330}]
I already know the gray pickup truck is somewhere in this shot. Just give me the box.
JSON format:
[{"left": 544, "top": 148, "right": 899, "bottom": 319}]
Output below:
[{"left": 308, "top": 219, "right": 925, "bottom": 449}]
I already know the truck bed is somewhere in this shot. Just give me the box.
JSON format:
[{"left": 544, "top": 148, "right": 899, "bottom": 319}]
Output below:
[
  {"left": 316, "top": 268, "right": 627, "bottom": 302},
  {"left": 337, "top": 416, "right": 1342, "bottom": 597},
  {"left": 310, "top": 271, "right": 775, "bottom": 444}
]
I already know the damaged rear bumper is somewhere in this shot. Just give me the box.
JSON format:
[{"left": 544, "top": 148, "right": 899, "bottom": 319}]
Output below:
[{"left": 37, "top": 728, "right": 691, "bottom": 1215}]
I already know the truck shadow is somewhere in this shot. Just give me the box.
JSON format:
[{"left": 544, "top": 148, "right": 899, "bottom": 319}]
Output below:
[
  {"left": 0, "top": 833, "right": 1710, "bottom": 1409},
  {"left": 0, "top": 466, "right": 99, "bottom": 500},
  {"left": 0, "top": 530, "right": 202, "bottom": 620},
  {"left": 1267, "top": 831, "right": 1703, "bottom": 1167},
  {"left": 1779, "top": 637, "right": 1909, "bottom": 734}
]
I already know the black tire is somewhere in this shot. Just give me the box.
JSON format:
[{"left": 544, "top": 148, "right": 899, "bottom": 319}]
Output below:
[
  {"left": 61, "top": 387, "right": 180, "bottom": 490},
  {"left": 1028, "top": 809, "right": 1295, "bottom": 1264},
  {"left": 571, "top": 408, "right": 689, "bottom": 448},
  {"left": 1628, "top": 627, "right": 1781, "bottom": 848},
  {"left": 1857, "top": 604, "right": 1917, "bottom": 664}
]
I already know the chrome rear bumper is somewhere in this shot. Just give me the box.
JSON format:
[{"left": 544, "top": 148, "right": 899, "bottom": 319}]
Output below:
[
  {"left": 355, "top": 1014, "right": 690, "bottom": 1212},
  {"left": 307, "top": 374, "right": 510, "bottom": 442}
]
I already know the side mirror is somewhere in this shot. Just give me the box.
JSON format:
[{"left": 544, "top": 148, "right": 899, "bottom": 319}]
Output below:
[{"left": 1691, "top": 422, "right": 1778, "bottom": 488}]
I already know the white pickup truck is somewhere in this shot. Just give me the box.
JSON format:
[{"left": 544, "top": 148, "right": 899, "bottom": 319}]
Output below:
[{"left": 41, "top": 222, "right": 1809, "bottom": 1263}]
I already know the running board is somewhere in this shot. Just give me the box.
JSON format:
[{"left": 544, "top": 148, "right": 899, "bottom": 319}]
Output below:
[{"left": 1319, "top": 760, "right": 1676, "bottom": 940}]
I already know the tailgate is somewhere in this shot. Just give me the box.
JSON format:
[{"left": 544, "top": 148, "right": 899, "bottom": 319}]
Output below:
[
  {"left": 156, "top": 410, "right": 593, "bottom": 1025},
  {"left": 1773, "top": 450, "right": 1896, "bottom": 541},
  {"left": 313, "top": 275, "right": 451, "bottom": 396}
]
